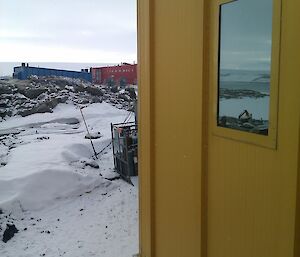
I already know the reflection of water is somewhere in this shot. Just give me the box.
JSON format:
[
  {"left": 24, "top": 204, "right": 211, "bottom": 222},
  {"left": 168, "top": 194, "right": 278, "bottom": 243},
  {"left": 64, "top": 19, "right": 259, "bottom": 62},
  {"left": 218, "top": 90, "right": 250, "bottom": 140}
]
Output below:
[
  {"left": 219, "top": 96, "right": 270, "bottom": 120},
  {"left": 220, "top": 81, "right": 269, "bottom": 94}
]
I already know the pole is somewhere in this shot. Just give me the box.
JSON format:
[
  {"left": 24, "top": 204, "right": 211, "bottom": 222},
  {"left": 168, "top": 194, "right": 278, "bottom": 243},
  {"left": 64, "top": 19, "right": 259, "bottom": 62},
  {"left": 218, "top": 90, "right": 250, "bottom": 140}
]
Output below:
[{"left": 79, "top": 107, "right": 98, "bottom": 159}]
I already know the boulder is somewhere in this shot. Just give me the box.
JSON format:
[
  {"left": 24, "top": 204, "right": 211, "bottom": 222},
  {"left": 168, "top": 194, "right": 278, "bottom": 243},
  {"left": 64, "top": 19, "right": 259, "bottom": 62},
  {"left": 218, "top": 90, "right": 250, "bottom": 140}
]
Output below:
[
  {"left": 86, "top": 87, "right": 103, "bottom": 96},
  {"left": 0, "top": 108, "right": 12, "bottom": 118},
  {"left": 19, "top": 103, "right": 52, "bottom": 117},
  {"left": 2, "top": 224, "right": 19, "bottom": 243},
  {"left": 91, "top": 96, "right": 102, "bottom": 103},
  {"left": 22, "top": 88, "right": 47, "bottom": 99},
  {"left": 46, "top": 98, "right": 59, "bottom": 109},
  {"left": 111, "top": 86, "right": 119, "bottom": 93},
  {"left": 73, "top": 84, "right": 86, "bottom": 93},
  {"left": 0, "top": 85, "right": 13, "bottom": 94},
  {"left": 0, "top": 99, "right": 9, "bottom": 107},
  {"left": 57, "top": 96, "right": 68, "bottom": 103},
  {"left": 118, "top": 93, "right": 131, "bottom": 102}
]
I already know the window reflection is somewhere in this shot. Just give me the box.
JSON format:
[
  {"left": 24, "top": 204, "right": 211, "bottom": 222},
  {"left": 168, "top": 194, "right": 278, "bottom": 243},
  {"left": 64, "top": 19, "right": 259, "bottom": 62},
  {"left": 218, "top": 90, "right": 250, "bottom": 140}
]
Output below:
[{"left": 218, "top": 0, "right": 273, "bottom": 135}]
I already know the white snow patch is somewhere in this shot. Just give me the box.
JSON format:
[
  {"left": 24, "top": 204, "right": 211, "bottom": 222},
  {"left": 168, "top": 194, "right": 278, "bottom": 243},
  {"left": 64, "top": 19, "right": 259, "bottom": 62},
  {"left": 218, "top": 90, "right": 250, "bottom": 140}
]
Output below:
[
  {"left": 0, "top": 102, "right": 138, "bottom": 257},
  {"left": 219, "top": 96, "right": 270, "bottom": 120},
  {"left": 0, "top": 169, "right": 112, "bottom": 212}
]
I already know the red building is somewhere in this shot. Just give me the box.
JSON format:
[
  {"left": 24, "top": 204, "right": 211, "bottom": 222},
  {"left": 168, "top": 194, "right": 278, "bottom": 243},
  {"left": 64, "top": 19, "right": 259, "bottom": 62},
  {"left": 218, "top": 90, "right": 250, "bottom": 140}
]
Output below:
[{"left": 91, "top": 63, "right": 137, "bottom": 86}]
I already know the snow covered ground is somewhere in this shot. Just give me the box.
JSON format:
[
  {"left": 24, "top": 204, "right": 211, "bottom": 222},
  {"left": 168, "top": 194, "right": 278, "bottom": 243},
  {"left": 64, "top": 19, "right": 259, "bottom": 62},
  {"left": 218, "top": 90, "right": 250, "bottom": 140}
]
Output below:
[{"left": 0, "top": 103, "right": 138, "bottom": 257}]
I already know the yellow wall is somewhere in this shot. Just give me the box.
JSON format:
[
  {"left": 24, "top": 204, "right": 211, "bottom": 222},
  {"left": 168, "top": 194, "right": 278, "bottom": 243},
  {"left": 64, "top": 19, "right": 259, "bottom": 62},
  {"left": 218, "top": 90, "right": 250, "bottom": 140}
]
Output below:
[
  {"left": 138, "top": 0, "right": 205, "bottom": 256},
  {"left": 138, "top": 0, "right": 300, "bottom": 257}
]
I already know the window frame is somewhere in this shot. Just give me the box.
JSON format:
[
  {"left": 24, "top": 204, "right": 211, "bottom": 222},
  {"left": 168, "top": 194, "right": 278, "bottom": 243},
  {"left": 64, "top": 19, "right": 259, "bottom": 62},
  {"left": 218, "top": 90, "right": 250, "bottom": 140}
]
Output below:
[{"left": 211, "top": 0, "right": 282, "bottom": 149}]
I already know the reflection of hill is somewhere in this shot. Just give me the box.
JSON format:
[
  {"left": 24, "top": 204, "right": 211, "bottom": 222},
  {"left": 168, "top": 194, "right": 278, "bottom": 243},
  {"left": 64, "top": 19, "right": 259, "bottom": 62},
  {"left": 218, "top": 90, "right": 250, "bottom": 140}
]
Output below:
[
  {"left": 219, "top": 88, "right": 269, "bottom": 99},
  {"left": 220, "top": 69, "right": 270, "bottom": 83},
  {"left": 220, "top": 72, "right": 230, "bottom": 77},
  {"left": 252, "top": 74, "right": 270, "bottom": 83}
]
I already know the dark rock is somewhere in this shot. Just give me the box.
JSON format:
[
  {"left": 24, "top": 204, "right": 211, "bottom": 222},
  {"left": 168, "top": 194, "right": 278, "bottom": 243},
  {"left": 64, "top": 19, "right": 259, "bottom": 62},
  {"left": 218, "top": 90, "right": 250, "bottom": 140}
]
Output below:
[
  {"left": 105, "top": 176, "right": 121, "bottom": 181},
  {"left": 85, "top": 161, "right": 99, "bottom": 169},
  {"left": 73, "top": 84, "right": 86, "bottom": 93},
  {"left": 37, "top": 136, "right": 50, "bottom": 140},
  {"left": 0, "top": 209, "right": 3, "bottom": 214},
  {"left": 86, "top": 87, "right": 103, "bottom": 97},
  {"left": 111, "top": 86, "right": 119, "bottom": 93},
  {"left": 91, "top": 96, "right": 102, "bottom": 103},
  {"left": 57, "top": 96, "right": 68, "bottom": 103},
  {"left": 0, "top": 99, "right": 9, "bottom": 107},
  {"left": 0, "top": 129, "right": 21, "bottom": 136},
  {"left": 0, "top": 108, "right": 12, "bottom": 118},
  {"left": 77, "top": 98, "right": 89, "bottom": 104},
  {"left": 118, "top": 93, "right": 131, "bottom": 102},
  {"left": 0, "top": 85, "right": 13, "bottom": 94},
  {"left": 22, "top": 88, "right": 47, "bottom": 99},
  {"left": 19, "top": 103, "right": 52, "bottom": 117},
  {"left": 46, "top": 98, "right": 58, "bottom": 109},
  {"left": 2, "top": 224, "right": 19, "bottom": 243},
  {"left": 1, "top": 94, "right": 13, "bottom": 100}
]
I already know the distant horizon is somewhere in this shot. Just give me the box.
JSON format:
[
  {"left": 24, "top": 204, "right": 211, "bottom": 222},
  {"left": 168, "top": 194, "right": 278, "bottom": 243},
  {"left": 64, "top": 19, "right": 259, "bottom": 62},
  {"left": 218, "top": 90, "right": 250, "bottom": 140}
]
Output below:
[
  {"left": 0, "top": 61, "right": 135, "bottom": 76},
  {"left": 220, "top": 68, "right": 270, "bottom": 73}
]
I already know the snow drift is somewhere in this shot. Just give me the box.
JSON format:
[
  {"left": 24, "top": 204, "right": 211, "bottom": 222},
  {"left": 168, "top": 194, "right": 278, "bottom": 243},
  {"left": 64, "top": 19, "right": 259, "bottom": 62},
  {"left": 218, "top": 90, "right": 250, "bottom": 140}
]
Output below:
[
  {"left": 0, "top": 103, "right": 131, "bottom": 213},
  {"left": 0, "top": 169, "right": 113, "bottom": 212}
]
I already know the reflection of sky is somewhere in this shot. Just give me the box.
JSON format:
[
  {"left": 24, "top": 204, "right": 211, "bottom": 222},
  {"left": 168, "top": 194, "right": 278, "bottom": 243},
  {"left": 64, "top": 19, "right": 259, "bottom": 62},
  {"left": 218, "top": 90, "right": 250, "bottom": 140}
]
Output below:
[{"left": 220, "top": 0, "right": 273, "bottom": 71}]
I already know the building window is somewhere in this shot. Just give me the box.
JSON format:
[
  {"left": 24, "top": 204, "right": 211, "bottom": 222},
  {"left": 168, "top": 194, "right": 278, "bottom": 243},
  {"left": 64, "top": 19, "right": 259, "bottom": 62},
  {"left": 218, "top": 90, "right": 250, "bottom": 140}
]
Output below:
[{"left": 217, "top": 0, "right": 273, "bottom": 136}]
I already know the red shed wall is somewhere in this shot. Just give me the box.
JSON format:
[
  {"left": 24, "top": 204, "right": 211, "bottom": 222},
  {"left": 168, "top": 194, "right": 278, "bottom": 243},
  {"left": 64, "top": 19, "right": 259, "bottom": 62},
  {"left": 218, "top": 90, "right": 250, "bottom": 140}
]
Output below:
[{"left": 92, "top": 64, "right": 137, "bottom": 85}]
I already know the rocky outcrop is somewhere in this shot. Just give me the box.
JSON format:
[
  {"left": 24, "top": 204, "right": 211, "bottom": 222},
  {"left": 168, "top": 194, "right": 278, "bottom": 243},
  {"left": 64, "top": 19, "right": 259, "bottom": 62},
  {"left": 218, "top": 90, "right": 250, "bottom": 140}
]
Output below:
[{"left": 0, "top": 76, "right": 137, "bottom": 120}]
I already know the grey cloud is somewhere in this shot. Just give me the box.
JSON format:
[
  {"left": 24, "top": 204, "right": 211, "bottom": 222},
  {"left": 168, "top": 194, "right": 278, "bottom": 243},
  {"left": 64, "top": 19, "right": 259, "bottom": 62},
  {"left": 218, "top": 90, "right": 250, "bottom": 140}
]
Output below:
[{"left": 0, "top": 0, "right": 137, "bottom": 62}]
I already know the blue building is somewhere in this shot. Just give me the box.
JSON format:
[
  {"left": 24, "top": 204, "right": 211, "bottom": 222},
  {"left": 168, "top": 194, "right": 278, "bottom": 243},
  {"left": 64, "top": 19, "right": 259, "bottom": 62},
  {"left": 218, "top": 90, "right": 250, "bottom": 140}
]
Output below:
[{"left": 13, "top": 63, "right": 92, "bottom": 82}]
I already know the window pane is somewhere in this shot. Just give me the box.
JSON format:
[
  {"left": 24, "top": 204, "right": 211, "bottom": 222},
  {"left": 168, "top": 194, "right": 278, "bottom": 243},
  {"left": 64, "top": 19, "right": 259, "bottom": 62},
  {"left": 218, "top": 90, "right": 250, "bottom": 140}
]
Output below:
[{"left": 218, "top": 0, "right": 273, "bottom": 135}]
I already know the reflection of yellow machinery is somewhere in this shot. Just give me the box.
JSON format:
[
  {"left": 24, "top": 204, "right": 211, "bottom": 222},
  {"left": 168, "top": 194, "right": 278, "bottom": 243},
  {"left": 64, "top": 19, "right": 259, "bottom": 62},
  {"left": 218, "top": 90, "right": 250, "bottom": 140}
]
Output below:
[
  {"left": 111, "top": 122, "right": 138, "bottom": 184},
  {"left": 238, "top": 109, "right": 252, "bottom": 122}
]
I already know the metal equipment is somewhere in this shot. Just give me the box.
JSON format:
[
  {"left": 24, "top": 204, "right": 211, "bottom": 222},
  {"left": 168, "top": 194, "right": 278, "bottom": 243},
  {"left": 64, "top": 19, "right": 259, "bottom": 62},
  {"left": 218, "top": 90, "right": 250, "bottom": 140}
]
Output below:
[{"left": 111, "top": 121, "right": 138, "bottom": 184}]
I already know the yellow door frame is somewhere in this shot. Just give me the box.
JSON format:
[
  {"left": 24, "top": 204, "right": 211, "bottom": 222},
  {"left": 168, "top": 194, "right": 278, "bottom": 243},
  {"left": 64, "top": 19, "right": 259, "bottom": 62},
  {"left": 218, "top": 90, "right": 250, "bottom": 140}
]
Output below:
[{"left": 137, "top": 0, "right": 153, "bottom": 256}]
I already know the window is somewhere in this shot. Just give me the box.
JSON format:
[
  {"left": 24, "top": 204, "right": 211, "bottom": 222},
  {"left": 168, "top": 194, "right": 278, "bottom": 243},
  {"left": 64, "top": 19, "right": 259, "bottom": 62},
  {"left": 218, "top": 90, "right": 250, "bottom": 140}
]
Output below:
[
  {"left": 217, "top": 0, "right": 273, "bottom": 136},
  {"left": 213, "top": 0, "right": 281, "bottom": 148}
]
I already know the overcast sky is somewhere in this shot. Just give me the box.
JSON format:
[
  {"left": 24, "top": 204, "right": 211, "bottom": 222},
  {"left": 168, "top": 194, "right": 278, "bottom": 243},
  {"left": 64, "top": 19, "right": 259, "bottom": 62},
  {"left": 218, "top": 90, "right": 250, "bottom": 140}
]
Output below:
[
  {"left": 0, "top": 0, "right": 137, "bottom": 63},
  {"left": 220, "top": 0, "right": 273, "bottom": 71}
]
